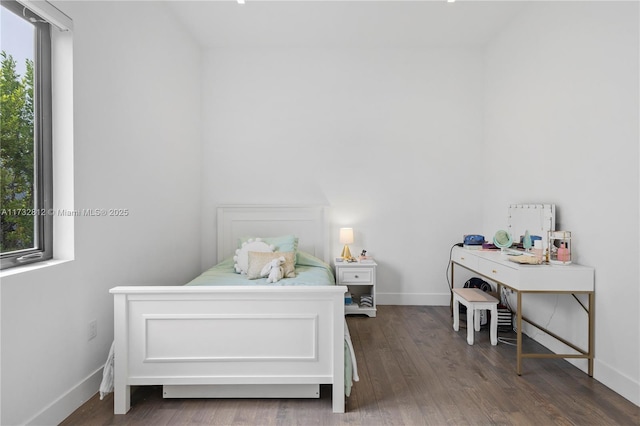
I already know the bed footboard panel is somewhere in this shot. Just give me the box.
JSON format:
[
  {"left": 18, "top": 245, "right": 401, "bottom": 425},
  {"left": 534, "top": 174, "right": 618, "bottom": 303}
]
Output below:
[{"left": 111, "top": 286, "right": 347, "bottom": 413}]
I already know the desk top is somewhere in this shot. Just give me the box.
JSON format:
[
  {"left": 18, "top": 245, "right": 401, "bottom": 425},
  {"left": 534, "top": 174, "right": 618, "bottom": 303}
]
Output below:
[{"left": 452, "top": 246, "right": 594, "bottom": 292}]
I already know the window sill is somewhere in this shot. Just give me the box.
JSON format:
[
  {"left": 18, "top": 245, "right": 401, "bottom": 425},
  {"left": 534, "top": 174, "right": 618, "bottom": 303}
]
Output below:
[{"left": 0, "top": 258, "right": 73, "bottom": 278}]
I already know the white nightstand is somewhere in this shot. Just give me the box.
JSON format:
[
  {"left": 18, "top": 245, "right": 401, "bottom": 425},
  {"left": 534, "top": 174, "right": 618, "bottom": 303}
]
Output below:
[{"left": 334, "top": 259, "right": 377, "bottom": 317}]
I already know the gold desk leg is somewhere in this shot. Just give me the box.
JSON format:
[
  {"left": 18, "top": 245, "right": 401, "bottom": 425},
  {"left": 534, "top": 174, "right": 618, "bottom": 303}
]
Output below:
[
  {"left": 517, "top": 291, "right": 523, "bottom": 375},
  {"left": 450, "top": 261, "right": 455, "bottom": 315},
  {"left": 588, "top": 291, "right": 595, "bottom": 377}
]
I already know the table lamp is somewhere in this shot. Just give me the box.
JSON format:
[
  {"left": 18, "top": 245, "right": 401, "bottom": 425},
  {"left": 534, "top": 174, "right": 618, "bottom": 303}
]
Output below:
[{"left": 339, "top": 227, "right": 354, "bottom": 260}]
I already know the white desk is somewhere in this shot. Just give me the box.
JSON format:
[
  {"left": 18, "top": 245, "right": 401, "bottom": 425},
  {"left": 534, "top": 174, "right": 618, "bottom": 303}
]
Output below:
[{"left": 450, "top": 246, "right": 595, "bottom": 376}]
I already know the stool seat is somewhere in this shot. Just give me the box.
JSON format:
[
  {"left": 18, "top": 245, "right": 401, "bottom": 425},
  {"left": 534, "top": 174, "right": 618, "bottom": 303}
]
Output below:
[{"left": 452, "top": 288, "right": 499, "bottom": 345}]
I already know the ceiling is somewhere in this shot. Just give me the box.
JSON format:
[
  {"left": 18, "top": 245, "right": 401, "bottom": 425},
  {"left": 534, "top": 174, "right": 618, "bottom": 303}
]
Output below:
[{"left": 164, "top": 0, "right": 530, "bottom": 48}]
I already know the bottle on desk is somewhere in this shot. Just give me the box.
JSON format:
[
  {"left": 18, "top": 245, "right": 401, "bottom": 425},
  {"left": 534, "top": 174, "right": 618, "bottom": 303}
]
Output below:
[
  {"left": 532, "top": 239, "right": 543, "bottom": 262},
  {"left": 557, "top": 242, "right": 571, "bottom": 262}
]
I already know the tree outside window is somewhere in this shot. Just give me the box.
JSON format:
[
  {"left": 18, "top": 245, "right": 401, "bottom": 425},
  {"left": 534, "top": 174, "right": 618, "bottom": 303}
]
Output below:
[{"left": 1, "top": 1, "right": 53, "bottom": 269}]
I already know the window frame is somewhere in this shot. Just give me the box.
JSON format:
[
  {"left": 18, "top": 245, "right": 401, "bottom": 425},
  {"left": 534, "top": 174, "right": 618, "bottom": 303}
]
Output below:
[{"left": 1, "top": 0, "right": 53, "bottom": 269}]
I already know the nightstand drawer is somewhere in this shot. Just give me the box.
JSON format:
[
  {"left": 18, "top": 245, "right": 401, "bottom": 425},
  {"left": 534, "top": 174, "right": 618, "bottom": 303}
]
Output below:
[{"left": 338, "top": 268, "right": 374, "bottom": 284}]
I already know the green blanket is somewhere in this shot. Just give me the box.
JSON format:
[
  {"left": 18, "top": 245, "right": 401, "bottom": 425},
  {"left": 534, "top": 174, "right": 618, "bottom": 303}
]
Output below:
[{"left": 186, "top": 251, "right": 336, "bottom": 287}]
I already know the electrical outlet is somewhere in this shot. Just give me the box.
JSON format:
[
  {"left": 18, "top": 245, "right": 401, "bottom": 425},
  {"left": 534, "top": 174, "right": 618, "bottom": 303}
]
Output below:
[{"left": 88, "top": 319, "right": 97, "bottom": 341}]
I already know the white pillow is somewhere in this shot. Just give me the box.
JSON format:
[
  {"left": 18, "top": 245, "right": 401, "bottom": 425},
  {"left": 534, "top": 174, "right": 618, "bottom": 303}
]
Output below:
[{"left": 233, "top": 238, "right": 275, "bottom": 274}]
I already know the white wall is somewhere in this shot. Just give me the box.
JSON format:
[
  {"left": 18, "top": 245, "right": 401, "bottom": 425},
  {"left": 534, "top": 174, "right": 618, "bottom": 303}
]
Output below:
[
  {"left": 201, "top": 0, "right": 639, "bottom": 407},
  {"left": 1, "top": 1, "right": 637, "bottom": 424},
  {"left": 483, "top": 2, "right": 639, "bottom": 405},
  {"left": 0, "top": 1, "right": 203, "bottom": 424},
  {"left": 200, "top": 46, "right": 485, "bottom": 305}
]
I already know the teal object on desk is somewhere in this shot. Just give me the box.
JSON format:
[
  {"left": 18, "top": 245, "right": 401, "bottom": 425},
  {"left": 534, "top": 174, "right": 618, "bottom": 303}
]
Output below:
[
  {"left": 523, "top": 230, "right": 532, "bottom": 250},
  {"left": 493, "top": 230, "right": 513, "bottom": 249}
]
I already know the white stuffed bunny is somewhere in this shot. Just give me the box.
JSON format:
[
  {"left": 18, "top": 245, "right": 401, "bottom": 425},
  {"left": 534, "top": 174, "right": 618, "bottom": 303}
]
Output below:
[{"left": 261, "top": 256, "right": 286, "bottom": 283}]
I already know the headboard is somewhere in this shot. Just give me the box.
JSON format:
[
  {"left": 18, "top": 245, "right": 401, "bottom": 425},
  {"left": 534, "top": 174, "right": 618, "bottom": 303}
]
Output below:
[{"left": 217, "top": 205, "right": 330, "bottom": 264}]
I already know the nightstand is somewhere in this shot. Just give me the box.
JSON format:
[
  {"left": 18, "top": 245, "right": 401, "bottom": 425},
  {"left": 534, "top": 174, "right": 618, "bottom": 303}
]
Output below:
[{"left": 334, "top": 259, "right": 377, "bottom": 317}]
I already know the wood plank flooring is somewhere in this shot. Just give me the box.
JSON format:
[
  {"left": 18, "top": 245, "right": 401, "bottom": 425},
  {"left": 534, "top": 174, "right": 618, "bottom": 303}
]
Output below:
[{"left": 61, "top": 306, "right": 639, "bottom": 425}]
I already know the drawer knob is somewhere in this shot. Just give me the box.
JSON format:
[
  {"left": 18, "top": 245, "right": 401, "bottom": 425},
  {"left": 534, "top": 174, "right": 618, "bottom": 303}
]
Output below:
[
  {"left": 354, "top": 275, "right": 359, "bottom": 278},
  {"left": 492, "top": 269, "right": 498, "bottom": 274},
  {"left": 460, "top": 257, "right": 465, "bottom": 260}
]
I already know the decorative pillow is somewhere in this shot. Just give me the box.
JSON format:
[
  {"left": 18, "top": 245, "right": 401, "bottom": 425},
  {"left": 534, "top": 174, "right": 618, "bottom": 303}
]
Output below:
[
  {"left": 239, "top": 235, "right": 298, "bottom": 256},
  {"left": 233, "top": 238, "right": 275, "bottom": 274},
  {"left": 295, "top": 250, "right": 330, "bottom": 269},
  {"left": 247, "top": 251, "right": 296, "bottom": 280}
]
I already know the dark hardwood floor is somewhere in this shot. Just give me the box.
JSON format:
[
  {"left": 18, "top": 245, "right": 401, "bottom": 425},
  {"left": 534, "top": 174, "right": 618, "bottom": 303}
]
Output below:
[{"left": 61, "top": 306, "right": 639, "bottom": 425}]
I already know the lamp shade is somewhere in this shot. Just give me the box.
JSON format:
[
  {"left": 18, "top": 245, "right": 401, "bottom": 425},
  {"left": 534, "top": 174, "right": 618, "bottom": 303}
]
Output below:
[{"left": 339, "top": 228, "right": 354, "bottom": 244}]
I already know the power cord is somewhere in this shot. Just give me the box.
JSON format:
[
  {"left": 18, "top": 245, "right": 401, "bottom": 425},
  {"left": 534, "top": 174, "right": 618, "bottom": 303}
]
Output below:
[
  {"left": 445, "top": 242, "right": 463, "bottom": 291},
  {"left": 498, "top": 287, "right": 560, "bottom": 343},
  {"left": 498, "top": 336, "right": 517, "bottom": 346},
  {"left": 524, "top": 294, "right": 560, "bottom": 340}
]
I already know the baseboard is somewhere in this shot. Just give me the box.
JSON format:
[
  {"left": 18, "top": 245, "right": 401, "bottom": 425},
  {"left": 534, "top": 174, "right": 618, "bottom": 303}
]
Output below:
[
  {"left": 521, "top": 324, "right": 590, "bottom": 373},
  {"left": 594, "top": 358, "right": 640, "bottom": 407},
  {"left": 377, "top": 292, "right": 450, "bottom": 306},
  {"left": 521, "top": 324, "right": 639, "bottom": 407},
  {"left": 25, "top": 366, "right": 103, "bottom": 425}
]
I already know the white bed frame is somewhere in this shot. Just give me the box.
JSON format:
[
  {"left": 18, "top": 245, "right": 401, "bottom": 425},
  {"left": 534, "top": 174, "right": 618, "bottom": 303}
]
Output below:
[{"left": 110, "top": 205, "right": 348, "bottom": 414}]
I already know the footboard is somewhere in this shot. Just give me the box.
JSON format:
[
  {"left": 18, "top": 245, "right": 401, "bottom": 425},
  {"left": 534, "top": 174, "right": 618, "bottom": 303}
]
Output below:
[{"left": 110, "top": 285, "right": 348, "bottom": 413}]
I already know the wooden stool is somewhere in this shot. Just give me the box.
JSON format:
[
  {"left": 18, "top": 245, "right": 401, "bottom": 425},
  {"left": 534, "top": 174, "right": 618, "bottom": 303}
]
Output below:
[{"left": 452, "top": 288, "right": 498, "bottom": 345}]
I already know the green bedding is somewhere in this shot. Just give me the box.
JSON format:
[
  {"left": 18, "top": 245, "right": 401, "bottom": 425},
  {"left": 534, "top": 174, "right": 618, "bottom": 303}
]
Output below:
[{"left": 186, "top": 251, "right": 336, "bottom": 287}]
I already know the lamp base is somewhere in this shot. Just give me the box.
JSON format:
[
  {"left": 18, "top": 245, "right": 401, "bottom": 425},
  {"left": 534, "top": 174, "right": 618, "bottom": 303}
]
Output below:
[{"left": 341, "top": 245, "right": 352, "bottom": 260}]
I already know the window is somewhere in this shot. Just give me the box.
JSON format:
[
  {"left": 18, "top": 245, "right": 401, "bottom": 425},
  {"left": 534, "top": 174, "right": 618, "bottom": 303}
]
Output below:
[{"left": 1, "top": 0, "right": 53, "bottom": 269}]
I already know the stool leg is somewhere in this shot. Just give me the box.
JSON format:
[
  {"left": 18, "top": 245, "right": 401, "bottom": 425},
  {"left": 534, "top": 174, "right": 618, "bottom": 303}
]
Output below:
[
  {"left": 474, "top": 308, "right": 481, "bottom": 331},
  {"left": 490, "top": 305, "right": 498, "bottom": 345},
  {"left": 453, "top": 296, "right": 460, "bottom": 331},
  {"left": 467, "top": 307, "right": 474, "bottom": 345}
]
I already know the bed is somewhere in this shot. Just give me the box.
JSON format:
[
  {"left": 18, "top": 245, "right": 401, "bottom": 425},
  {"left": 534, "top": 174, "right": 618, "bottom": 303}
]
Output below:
[{"left": 109, "top": 205, "right": 351, "bottom": 414}]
